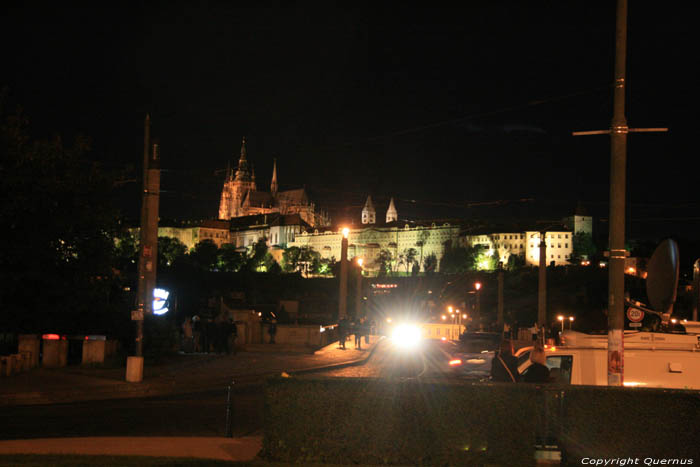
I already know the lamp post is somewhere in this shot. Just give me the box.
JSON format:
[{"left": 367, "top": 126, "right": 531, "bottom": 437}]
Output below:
[
  {"left": 355, "top": 258, "right": 364, "bottom": 319},
  {"left": 558, "top": 315, "right": 564, "bottom": 333},
  {"left": 338, "top": 227, "right": 349, "bottom": 320},
  {"left": 474, "top": 282, "right": 482, "bottom": 330},
  {"left": 568, "top": 316, "right": 574, "bottom": 330}
]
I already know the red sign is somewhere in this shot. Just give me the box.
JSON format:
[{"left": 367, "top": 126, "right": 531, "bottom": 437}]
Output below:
[{"left": 626, "top": 308, "right": 644, "bottom": 323}]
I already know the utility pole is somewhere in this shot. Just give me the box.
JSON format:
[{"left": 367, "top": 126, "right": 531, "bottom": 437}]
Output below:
[
  {"left": 127, "top": 115, "right": 161, "bottom": 383},
  {"left": 573, "top": 0, "right": 667, "bottom": 386},
  {"left": 537, "top": 230, "right": 547, "bottom": 342}
]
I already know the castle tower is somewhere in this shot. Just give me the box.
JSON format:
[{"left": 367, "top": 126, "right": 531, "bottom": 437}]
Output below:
[
  {"left": 386, "top": 197, "right": 397, "bottom": 223},
  {"left": 270, "top": 158, "right": 278, "bottom": 196},
  {"left": 362, "top": 195, "right": 376, "bottom": 224},
  {"left": 219, "top": 137, "right": 257, "bottom": 219}
]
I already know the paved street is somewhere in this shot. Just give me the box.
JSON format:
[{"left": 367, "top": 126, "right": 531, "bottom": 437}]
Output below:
[{"left": 0, "top": 387, "right": 261, "bottom": 440}]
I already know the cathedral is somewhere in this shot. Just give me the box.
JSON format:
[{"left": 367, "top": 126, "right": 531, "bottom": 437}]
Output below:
[{"left": 218, "top": 138, "right": 329, "bottom": 227}]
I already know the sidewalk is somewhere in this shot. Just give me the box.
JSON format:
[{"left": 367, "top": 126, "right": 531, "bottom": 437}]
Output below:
[
  {"left": 0, "top": 335, "right": 384, "bottom": 407},
  {"left": 0, "top": 436, "right": 263, "bottom": 462}
]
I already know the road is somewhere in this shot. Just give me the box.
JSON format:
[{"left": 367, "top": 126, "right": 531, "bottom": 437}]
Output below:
[
  {"left": 317, "top": 337, "right": 495, "bottom": 380},
  {"left": 0, "top": 385, "right": 263, "bottom": 440}
]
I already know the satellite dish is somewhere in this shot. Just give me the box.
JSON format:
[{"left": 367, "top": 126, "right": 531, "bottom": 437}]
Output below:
[{"left": 646, "top": 239, "right": 679, "bottom": 319}]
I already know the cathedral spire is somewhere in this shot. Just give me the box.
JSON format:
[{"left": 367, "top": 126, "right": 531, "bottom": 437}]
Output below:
[
  {"left": 234, "top": 137, "right": 252, "bottom": 182},
  {"left": 239, "top": 136, "right": 247, "bottom": 162},
  {"left": 386, "top": 197, "right": 398, "bottom": 223},
  {"left": 271, "top": 158, "right": 278, "bottom": 195}
]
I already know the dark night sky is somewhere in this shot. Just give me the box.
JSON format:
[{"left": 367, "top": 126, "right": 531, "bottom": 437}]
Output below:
[{"left": 2, "top": 2, "right": 698, "bottom": 241}]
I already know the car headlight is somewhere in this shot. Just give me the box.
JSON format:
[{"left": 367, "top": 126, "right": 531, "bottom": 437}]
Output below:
[{"left": 391, "top": 324, "right": 422, "bottom": 350}]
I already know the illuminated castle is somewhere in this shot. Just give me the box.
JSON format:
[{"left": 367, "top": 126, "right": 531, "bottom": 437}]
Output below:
[{"left": 218, "top": 138, "right": 329, "bottom": 227}]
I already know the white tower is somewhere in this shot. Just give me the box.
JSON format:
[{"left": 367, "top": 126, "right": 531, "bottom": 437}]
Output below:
[
  {"left": 386, "top": 197, "right": 397, "bottom": 223},
  {"left": 361, "top": 195, "right": 376, "bottom": 224}
]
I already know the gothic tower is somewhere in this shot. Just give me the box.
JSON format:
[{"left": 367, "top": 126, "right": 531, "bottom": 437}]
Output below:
[
  {"left": 362, "top": 195, "right": 376, "bottom": 224},
  {"left": 386, "top": 197, "right": 398, "bottom": 223},
  {"left": 219, "top": 137, "right": 257, "bottom": 219},
  {"left": 270, "top": 158, "right": 278, "bottom": 196}
]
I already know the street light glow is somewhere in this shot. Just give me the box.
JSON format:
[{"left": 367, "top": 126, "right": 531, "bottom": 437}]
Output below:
[
  {"left": 357, "top": 257, "right": 363, "bottom": 267},
  {"left": 474, "top": 282, "right": 482, "bottom": 291},
  {"left": 341, "top": 227, "right": 349, "bottom": 238}
]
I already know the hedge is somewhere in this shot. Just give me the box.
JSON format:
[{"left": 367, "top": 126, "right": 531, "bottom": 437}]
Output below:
[
  {"left": 263, "top": 378, "right": 700, "bottom": 466},
  {"left": 262, "top": 377, "right": 538, "bottom": 466},
  {"left": 557, "top": 386, "right": 700, "bottom": 464}
]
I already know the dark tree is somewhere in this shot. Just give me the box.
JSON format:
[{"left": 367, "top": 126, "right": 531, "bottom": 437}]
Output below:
[
  {"left": 217, "top": 243, "right": 245, "bottom": 272},
  {"left": 0, "top": 103, "right": 123, "bottom": 332},
  {"left": 189, "top": 240, "right": 219, "bottom": 271},
  {"left": 158, "top": 236, "right": 188, "bottom": 271}
]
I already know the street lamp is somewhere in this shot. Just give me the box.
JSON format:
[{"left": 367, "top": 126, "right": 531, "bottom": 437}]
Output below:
[
  {"left": 568, "top": 316, "right": 574, "bottom": 329},
  {"left": 338, "top": 227, "right": 350, "bottom": 320},
  {"left": 557, "top": 315, "right": 564, "bottom": 332},
  {"left": 355, "top": 257, "right": 364, "bottom": 319},
  {"left": 474, "top": 282, "right": 482, "bottom": 330}
]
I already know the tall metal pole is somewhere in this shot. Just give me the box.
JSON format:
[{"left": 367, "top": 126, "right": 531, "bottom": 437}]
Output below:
[
  {"left": 135, "top": 114, "right": 151, "bottom": 357},
  {"left": 338, "top": 229, "right": 349, "bottom": 320},
  {"left": 538, "top": 231, "right": 547, "bottom": 340},
  {"left": 607, "top": 0, "right": 628, "bottom": 387},
  {"left": 497, "top": 262, "right": 504, "bottom": 333},
  {"left": 355, "top": 260, "right": 363, "bottom": 319},
  {"left": 693, "top": 259, "right": 699, "bottom": 322}
]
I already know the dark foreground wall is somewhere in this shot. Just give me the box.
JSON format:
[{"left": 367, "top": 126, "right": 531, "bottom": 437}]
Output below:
[
  {"left": 263, "top": 378, "right": 538, "bottom": 465},
  {"left": 263, "top": 378, "right": 700, "bottom": 466}
]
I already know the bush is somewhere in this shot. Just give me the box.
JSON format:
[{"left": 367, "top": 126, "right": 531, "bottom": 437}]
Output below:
[{"left": 263, "top": 378, "right": 537, "bottom": 465}]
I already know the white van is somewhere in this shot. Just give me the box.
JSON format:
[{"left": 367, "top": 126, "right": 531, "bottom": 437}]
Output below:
[{"left": 515, "top": 330, "right": 700, "bottom": 390}]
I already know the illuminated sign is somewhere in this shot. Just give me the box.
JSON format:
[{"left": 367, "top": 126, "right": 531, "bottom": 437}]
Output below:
[
  {"left": 371, "top": 284, "right": 398, "bottom": 289},
  {"left": 153, "top": 288, "right": 170, "bottom": 315}
]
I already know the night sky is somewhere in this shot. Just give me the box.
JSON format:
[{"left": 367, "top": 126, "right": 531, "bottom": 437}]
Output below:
[{"left": 2, "top": 2, "right": 697, "bottom": 240}]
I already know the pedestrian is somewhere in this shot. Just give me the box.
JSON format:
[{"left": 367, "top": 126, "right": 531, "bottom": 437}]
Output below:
[
  {"left": 192, "top": 315, "right": 202, "bottom": 353},
  {"left": 228, "top": 319, "right": 238, "bottom": 355},
  {"left": 338, "top": 317, "right": 347, "bottom": 349},
  {"left": 182, "top": 317, "right": 193, "bottom": 353},
  {"left": 215, "top": 318, "right": 226, "bottom": 354},
  {"left": 354, "top": 319, "right": 362, "bottom": 350},
  {"left": 203, "top": 317, "right": 215, "bottom": 353},
  {"left": 268, "top": 317, "right": 277, "bottom": 344},
  {"left": 523, "top": 343, "right": 550, "bottom": 383},
  {"left": 490, "top": 339, "right": 519, "bottom": 382},
  {"left": 531, "top": 323, "right": 539, "bottom": 341}
]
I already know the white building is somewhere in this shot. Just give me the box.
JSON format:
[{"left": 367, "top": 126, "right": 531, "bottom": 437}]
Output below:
[
  {"left": 290, "top": 196, "right": 461, "bottom": 274},
  {"left": 463, "top": 228, "right": 574, "bottom": 267}
]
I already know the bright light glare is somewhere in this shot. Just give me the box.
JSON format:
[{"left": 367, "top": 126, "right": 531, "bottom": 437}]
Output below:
[
  {"left": 449, "top": 359, "right": 462, "bottom": 366},
  {"left": 153, "top": 288, "right": 170, "bottom": 315},
  {"left": 391, "top": 324, "right": 422, "bottom": 350}
]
